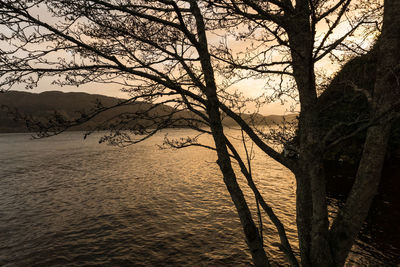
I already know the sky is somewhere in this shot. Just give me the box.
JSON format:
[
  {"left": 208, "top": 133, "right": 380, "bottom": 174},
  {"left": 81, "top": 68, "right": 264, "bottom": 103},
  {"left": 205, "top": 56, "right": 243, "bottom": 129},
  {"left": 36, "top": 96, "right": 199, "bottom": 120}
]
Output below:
[{"left": 8, "top": 1, "right": 380, "bottom": 116}]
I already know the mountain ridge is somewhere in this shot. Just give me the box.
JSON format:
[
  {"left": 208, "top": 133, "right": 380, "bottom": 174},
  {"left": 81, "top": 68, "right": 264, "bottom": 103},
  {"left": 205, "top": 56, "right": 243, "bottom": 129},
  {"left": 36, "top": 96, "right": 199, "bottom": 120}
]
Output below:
[{"left": 0, "top": 90, "right": 296, "bottom": 133}]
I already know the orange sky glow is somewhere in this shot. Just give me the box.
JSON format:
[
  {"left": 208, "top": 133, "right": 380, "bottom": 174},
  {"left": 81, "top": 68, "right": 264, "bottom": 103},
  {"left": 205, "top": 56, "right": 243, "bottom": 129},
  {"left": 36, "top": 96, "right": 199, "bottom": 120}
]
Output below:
[{"left": 10, "top": 0, "right": 381, "bottom": 115}]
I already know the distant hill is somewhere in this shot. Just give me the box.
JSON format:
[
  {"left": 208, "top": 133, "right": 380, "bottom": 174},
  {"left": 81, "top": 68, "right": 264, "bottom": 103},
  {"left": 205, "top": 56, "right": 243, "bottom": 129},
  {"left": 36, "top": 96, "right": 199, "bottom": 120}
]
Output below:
[{"left": 0, "top": 90, "right": 296, "bottom": 133}]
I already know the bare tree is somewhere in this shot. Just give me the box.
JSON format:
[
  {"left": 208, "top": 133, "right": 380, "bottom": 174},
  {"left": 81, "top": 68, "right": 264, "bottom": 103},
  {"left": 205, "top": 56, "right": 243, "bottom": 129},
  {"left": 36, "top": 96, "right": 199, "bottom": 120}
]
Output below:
[
  {"left": 206, "top": 0, "right": 399, "bottom": 266},
  {"left": 0, "top": 1, "right": 274, "bottom": 265},
  {"left": 329, "top": 0, "right": 400, "bottom": 265},
  {"left": 0, "top": 0, "right": 398, "bottom": 266}
]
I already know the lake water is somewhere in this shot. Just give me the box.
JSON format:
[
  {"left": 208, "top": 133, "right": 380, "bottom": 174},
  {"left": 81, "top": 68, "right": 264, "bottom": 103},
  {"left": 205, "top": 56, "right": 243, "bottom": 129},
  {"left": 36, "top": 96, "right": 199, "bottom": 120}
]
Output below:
[{"left": 0, "top": 130, "right": 394, "bottom": 266}]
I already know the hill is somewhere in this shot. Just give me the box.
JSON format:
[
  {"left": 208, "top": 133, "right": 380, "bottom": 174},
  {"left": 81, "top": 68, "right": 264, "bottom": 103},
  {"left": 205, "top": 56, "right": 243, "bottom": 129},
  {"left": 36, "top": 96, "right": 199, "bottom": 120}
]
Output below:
[
  {"left": 316, "top": 45, "right": 400, "bottom": 260},
  {"left": 0, "top": 91, "right": 171, "bottom": 133},
  {"left": 0, "top": 90, "right": 295, "bottom": 133}
]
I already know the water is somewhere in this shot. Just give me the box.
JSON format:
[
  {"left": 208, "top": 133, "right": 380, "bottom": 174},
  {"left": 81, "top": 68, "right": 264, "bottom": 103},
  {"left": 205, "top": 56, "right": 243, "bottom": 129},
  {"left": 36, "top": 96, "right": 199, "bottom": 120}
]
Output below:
[{"left": 0, "top": 130, "right": 394, "bottom": 266}]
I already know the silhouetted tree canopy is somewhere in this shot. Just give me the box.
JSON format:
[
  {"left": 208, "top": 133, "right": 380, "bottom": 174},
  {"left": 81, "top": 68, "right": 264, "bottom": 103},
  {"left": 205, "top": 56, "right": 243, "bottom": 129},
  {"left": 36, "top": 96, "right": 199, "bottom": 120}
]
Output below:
[{"left": 1, "top": 1, "right": 399, "bottom": 266}]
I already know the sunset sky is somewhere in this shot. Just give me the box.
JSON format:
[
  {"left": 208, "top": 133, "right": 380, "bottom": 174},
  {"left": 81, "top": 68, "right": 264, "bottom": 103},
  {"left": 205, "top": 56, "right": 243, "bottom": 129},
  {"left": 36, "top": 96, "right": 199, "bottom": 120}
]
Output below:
[{"left": 9, "top": 1, "right": 380, "bottom": 116}]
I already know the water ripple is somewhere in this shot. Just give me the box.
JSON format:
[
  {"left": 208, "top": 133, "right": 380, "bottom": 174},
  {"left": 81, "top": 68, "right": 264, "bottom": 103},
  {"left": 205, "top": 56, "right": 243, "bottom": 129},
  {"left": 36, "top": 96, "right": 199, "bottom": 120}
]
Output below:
[{"left": 0, "top": 130, "right": 394, "bottom": 266}]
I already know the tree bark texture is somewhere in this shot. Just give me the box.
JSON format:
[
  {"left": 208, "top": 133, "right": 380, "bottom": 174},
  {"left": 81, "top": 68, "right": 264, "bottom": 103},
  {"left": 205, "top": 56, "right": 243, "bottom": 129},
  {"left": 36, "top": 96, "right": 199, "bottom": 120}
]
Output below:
[
  {"left": 288, "top": 29, "right": 315, "bottom": 267},
  {"left": 287, "top": 7, "right": 333, "bottom": 264}
]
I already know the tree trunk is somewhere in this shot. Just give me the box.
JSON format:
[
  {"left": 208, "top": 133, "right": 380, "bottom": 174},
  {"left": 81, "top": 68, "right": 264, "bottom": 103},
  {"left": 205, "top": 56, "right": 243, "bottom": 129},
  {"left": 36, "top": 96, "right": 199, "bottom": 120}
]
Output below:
[
  {"left": 288, "top": 28, "right": 315, "bottom": 267},
  {"left": 288, "top": 11, "right": 333, "bottom": 263},
  {"left": 206, "top": 95, "right": 269, "bottom": 267},
  {"left": 293, "top": 170, "right": 312, "bottom": 267},
  {"left": 189, "top": 2, "right": 269, "bottom": 265},
  {"left": 329, "top": 0, "right": 399, "bottom": 265},
  {"left": 329, "top": 124, "right": 391, "bottom": 266},
  {"left": 297, "top": 112, "right": 333, "bottom": 267}
]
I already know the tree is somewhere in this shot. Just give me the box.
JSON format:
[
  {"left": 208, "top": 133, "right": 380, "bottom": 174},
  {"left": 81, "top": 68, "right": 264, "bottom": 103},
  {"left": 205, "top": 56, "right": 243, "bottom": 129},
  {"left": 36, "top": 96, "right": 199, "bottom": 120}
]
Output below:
[
  {"left": 329, "top": 0, "right": 400, "bottom": 264},
  {"left": 205, "top": 0, "right": 398, "bottom": 265},
  {"left": 0, "top": 1, "right": 275, "bottom": 265},
  {"left": 0, "top": 0, "right": 398, "bottom": 266}
]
